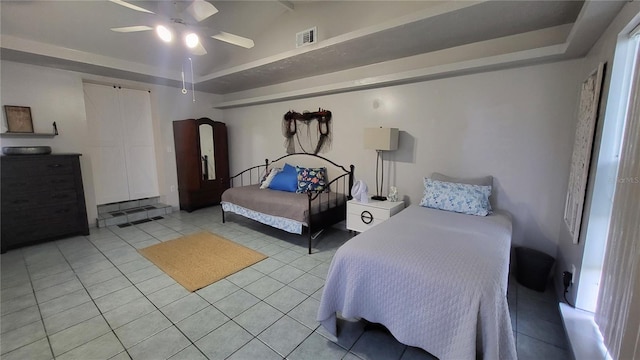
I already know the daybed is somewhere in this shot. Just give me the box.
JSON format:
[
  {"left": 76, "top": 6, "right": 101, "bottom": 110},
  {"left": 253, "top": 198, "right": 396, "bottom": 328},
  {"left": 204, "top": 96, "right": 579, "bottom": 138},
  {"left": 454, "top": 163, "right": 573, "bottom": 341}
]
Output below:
[
  {"left": 317, "top": 175, "right": 517, "bottom": 360},
  {"left": 221, "top": 153, "right": 354, "bottom": 254}
]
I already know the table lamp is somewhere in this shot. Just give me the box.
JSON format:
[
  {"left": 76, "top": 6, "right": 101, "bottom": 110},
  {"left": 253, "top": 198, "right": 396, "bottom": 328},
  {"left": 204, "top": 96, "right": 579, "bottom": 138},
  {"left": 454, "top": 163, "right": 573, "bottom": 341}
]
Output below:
[{"left": 364, "top": 127, "right": 399, "bottom": 201}]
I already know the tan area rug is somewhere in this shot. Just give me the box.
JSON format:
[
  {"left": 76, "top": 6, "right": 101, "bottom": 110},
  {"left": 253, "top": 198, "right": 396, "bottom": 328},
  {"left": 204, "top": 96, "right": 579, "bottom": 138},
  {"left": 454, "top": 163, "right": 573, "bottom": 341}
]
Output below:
[{"left": 138, "top": 232, "right": 266, "bottom": 292}]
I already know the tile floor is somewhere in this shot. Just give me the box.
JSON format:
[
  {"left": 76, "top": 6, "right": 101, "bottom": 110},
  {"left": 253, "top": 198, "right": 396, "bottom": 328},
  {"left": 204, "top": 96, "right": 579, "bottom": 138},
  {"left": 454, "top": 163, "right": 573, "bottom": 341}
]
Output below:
[{"left": 1, "top": 206, "right": 571, "bottom": 360}]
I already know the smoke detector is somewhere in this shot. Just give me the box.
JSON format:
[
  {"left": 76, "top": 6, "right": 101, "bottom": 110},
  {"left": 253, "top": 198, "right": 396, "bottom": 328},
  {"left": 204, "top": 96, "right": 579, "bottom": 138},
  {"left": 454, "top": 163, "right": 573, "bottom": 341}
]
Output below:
[{"left": 296, "top": 27, "right": 317, "bottom": 48}]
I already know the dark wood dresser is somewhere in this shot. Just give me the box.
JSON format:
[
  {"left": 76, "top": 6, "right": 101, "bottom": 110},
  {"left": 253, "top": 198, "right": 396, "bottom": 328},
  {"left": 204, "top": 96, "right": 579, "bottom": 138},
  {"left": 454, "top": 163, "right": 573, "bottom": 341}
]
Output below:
[
  {"left": 173, "top": 118, "right": 230, "bottom": 212},
  {"left": 1, "top": 154, "right": 90, "bottom": 253}
]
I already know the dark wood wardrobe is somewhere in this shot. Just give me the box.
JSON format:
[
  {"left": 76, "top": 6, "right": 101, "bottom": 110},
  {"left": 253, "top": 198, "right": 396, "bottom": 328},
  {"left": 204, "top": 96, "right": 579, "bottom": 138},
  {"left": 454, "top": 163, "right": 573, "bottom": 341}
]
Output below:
[{"left": 173, "top": 118, "right": 229, "bottom": 212}]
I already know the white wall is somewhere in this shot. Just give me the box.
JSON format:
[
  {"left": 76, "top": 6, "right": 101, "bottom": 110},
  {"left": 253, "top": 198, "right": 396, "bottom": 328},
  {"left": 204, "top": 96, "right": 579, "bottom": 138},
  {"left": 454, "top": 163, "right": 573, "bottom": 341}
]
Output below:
[
  {"left": 0, "top": 58, "right": 585, "bottom": 257},
  {"left": 0, "top": 60, "right": 222, "bottom": 225},
  {"left": 222, "top": 60, "right": 582, "bottom": 255}
]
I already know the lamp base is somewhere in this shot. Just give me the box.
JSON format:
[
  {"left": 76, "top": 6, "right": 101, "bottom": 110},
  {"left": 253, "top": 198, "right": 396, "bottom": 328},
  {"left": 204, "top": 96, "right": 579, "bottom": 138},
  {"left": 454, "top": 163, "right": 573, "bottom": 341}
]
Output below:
[{"left": 371, "top": 195, "right": 387, "bottom": 201}]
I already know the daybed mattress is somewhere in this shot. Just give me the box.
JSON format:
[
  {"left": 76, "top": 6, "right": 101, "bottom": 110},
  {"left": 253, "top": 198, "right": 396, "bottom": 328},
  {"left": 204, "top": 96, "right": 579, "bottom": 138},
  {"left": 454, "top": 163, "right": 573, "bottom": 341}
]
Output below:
[
  {"left": 222, "top": 185, "right": 310, "bottom": 224},
  {"left": 221, "top": 185, "right": 346, "bottom": 233},
  {"left": 317, "top": 205, "right": 516, "bottom": 360}
]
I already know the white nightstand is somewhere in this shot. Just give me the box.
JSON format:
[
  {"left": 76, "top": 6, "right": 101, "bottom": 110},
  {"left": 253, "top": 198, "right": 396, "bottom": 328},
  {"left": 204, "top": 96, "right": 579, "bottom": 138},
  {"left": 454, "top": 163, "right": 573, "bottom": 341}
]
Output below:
[{"left": 346, "top": 198, "right": 404, "bottom": 233}]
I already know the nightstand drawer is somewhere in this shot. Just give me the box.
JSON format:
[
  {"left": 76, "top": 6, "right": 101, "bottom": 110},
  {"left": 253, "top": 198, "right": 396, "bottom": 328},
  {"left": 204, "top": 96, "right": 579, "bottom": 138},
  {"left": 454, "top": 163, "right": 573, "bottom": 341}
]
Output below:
[
  {"left": 347, "top": 202, "right": 393, "bottom": 220},
  {"left": 346, "top": 199, "right": 404, "bottom": 233},
  {"left": 347, "top": 212, "right": 386, "bottom": 232}
]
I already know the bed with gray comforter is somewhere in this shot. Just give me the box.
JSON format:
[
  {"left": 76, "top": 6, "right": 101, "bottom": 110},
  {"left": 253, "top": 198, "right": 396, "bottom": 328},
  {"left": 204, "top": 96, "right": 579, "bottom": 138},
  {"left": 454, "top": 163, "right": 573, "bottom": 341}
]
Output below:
[{"left": 317, "top": 205, "right": 517, "bottom": 359}]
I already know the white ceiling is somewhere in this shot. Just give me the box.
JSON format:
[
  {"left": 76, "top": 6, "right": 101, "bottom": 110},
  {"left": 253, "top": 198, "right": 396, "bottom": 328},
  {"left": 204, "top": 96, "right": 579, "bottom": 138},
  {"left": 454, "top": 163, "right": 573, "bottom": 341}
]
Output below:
[{"left": 0, "top": 1, "right": 626, "bottom": 95}]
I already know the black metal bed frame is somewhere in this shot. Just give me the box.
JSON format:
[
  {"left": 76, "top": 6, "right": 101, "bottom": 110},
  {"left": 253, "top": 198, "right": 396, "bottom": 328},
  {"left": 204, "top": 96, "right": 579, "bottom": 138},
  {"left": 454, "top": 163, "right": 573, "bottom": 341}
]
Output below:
[{"left": 222, "top": 153, "right": 354, "bottom": 254}]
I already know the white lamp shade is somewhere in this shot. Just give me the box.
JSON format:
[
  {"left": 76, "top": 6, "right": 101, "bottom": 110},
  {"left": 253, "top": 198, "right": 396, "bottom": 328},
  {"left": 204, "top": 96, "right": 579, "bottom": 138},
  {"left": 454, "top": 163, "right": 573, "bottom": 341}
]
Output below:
[{"left": 364, "top": 127, "right": 399, "bottom": 151}]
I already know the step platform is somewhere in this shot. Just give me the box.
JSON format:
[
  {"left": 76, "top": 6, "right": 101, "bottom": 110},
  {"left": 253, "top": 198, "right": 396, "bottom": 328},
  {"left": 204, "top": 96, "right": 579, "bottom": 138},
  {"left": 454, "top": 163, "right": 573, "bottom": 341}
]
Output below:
[{"left": 97, "top": 197, "right": 173, "bottom": 227}]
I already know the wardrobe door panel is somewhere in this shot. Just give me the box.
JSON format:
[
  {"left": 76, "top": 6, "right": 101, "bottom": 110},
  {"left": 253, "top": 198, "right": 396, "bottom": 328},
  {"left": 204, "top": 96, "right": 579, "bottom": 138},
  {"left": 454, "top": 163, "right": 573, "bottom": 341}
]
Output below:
[
  {"left": 213, "top": 122, "right": 229, "bottom": 183},
  {"left": 173, "top": 120, "right": 200, "bottom": 192}
]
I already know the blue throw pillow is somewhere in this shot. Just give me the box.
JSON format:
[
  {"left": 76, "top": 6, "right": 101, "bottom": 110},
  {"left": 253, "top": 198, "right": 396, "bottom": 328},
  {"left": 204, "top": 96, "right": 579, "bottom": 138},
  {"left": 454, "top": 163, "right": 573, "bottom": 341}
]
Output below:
[
  {"left": 268, "top": 163, "right": 298, "bottom": 192},
  {"left": 419, "top": 178, "right": 492, "bottom": 216}
]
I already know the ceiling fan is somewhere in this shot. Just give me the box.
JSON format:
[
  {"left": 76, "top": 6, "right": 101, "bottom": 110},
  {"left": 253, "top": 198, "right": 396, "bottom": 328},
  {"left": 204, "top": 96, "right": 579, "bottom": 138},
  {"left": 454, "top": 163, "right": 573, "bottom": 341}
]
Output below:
[{"left": 109, "top": 0, "right": 255, "bottom": 56}]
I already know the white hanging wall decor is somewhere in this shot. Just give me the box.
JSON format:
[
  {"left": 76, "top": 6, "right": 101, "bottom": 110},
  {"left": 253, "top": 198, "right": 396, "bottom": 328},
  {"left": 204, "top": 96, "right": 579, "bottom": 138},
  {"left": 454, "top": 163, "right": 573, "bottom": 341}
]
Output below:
[{"left": 564, "top": 62, "right": 605, "bottom": 244}]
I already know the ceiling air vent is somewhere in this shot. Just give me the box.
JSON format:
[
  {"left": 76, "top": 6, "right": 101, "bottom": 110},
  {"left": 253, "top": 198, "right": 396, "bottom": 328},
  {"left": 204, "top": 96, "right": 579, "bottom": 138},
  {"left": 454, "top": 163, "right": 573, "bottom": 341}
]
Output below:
[{"left": 296, "top": 27, "right": 317, "bottom": 48}]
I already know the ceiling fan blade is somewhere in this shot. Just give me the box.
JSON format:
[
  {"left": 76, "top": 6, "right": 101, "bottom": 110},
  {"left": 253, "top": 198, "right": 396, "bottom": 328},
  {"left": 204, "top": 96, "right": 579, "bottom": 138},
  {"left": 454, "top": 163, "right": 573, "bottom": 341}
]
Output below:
[
  {"left": 190, "top": 42, "right": 208, "bottom": 56},
  {"left": 109, "top": 0, "right": 154, "bottom": 14},
  {"left": 186, "top": 0, "right": 218, "bottom": 22},
  {"left": 211, "top": 32, "right": 255, "bottom": 49},
  {"left": 111, "top": 25, "right": 153, "bottom": 33}
]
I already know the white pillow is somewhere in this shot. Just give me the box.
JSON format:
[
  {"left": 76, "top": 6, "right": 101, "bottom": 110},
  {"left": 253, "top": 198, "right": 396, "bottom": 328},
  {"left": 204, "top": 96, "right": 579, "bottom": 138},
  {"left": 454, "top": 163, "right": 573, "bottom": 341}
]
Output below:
[{"left": 260, "top": 168, "right": 281, "bottom": 189}]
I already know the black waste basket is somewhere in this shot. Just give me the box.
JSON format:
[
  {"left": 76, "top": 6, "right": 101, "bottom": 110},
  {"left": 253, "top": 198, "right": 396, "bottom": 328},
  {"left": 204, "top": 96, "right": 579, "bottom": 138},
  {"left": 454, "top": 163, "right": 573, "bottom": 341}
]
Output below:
[{"left": 515, "top": 247, "right": 555, "bottom": 292}]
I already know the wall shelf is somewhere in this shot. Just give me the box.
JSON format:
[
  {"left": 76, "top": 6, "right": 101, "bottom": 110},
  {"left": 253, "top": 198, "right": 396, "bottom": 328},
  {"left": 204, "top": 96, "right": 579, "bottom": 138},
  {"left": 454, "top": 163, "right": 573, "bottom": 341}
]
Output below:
[{"left": 0, "top": 132, "right": 57, "bottom": 138}]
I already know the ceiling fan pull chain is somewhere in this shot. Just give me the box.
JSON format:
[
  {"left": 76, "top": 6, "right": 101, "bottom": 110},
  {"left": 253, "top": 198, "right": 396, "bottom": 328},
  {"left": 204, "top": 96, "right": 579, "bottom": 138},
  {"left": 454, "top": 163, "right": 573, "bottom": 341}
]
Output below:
[
  {"left": 189, "top": 57, "right": 195, "bottom": 102},
  {"left": 181, "top": 63, "right": 187, "bottom": 95}
]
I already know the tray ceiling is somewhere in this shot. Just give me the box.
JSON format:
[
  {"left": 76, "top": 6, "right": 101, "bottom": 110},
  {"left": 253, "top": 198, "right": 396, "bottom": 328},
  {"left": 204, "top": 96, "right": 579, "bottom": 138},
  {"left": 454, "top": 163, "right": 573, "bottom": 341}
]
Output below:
[{"left": 0, "top": 1, "right": 625, "bottom": 95}]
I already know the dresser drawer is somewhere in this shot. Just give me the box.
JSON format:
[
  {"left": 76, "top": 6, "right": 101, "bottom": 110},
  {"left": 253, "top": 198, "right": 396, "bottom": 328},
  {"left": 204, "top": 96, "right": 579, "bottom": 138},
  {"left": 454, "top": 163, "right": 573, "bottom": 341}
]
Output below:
[
  {"left": 1, "top": 189, "right": 78, "bottom": 210},
  {"left": 1, "top": 157, "right": 75, "bottom": 178},
  {"left": 2, "top": 217, "right": 86, "bottom": 247},
  {"left": 2, "top": 203, "right": 87, "bottom": 248},
  {"left": 1, "top": 174, "right": 77, "bottom": 193},
  {"left": 3, "top": 202, "right": 83, "bottom": 228}
]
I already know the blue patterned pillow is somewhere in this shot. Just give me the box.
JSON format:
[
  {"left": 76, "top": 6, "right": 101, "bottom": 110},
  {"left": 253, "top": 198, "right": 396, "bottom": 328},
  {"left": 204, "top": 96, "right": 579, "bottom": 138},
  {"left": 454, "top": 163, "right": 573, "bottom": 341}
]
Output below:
[
  {"left": 419, "top": 178, "right": 492, "bottom": 216},
  {"left": 296, "top": 166, "right": 327, "bottom": 193}
]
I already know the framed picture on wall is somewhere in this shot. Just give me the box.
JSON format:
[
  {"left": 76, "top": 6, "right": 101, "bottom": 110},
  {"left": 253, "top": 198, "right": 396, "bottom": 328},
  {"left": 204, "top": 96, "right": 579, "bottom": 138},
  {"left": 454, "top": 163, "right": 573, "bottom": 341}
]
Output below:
[{"left": 4, "top": 105, "right": 34, "bottom": 133}]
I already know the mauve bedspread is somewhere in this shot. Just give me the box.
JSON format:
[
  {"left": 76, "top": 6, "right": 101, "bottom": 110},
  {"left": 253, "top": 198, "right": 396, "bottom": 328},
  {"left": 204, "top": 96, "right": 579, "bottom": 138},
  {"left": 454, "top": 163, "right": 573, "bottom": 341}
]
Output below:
[
  {"left": 221, "top": 185, "right": 346, "bottom": 225},
  {"left": 317, "top": 205, "right": 516, "bottom": 360},
  {"left": 222, "top": 185, "right": 309, "bottom": 224}
]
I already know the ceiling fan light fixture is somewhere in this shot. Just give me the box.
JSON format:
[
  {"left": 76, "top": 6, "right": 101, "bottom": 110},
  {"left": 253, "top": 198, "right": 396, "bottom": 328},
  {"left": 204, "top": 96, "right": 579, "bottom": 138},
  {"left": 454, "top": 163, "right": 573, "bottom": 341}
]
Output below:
[
  {"left": 111, "top": 0, "right": 254, "bottom": 51},
  {"left": 185, "top": 32, "right": 199, "bottom": 48},
  {"left": 156, "top": 25, "right": 173, "bottom": 43}
]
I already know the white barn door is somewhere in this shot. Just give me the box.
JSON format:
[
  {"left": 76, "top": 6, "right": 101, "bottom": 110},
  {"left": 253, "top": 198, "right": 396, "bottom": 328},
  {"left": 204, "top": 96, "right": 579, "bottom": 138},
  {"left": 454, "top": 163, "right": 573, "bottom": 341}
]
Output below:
[
  {"left": 84, "top": 83, "right": 159, "bottom": 205},
  {"left": 119, "top": 88, "right": 160, "bottom": 200},
  {"left": 84, "top": 83, "right": 129, "bottom": 204}
]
